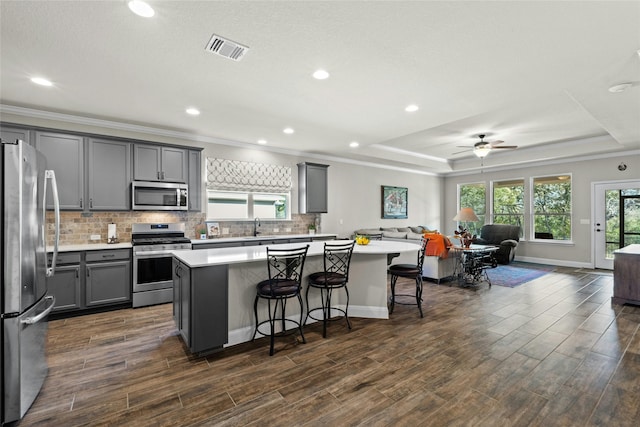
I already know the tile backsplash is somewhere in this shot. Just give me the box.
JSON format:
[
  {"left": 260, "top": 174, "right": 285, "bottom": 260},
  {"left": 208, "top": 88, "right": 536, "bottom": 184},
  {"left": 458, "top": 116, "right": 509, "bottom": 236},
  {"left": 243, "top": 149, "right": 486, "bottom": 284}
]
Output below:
[{"left": 46, "top": 211, "right": 321, "bottom": 246}]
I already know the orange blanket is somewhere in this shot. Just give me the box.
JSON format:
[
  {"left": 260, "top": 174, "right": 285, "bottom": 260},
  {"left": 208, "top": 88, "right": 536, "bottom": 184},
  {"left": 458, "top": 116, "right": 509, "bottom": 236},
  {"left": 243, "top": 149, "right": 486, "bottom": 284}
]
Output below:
[{"left": 423, "top": 233, "right": 453, "bottom": 258}]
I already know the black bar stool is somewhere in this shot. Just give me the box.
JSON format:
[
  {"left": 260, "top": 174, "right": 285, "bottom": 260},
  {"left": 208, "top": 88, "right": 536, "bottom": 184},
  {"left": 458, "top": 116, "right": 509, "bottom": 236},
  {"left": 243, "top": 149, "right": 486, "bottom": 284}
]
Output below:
[
  {"left": 305, "top": 240, "right": 356, "bottom": 338},
  {"left": 387, "top": 237, "right": 429, "bottom": 317},
  {"left": 252, "top": 245, "right": 309, "bottom": 356}
]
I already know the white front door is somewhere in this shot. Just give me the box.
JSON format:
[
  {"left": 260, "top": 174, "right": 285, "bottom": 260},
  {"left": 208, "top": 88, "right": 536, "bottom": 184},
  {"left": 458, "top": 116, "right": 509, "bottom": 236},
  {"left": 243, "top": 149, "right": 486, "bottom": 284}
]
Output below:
[{"left": 593, "top": 180, "right": 640, "bottom": 269}]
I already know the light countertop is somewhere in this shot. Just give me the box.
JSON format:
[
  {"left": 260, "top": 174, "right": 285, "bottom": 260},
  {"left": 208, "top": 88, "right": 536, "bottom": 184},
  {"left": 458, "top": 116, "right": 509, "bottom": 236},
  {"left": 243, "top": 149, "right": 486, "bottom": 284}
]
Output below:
[
  {"left": 54, "top": 243, "right": 132, "bottom": 252},
  {"left": 614, "top": 244, "right": 640, "bottom": 255},
  {"left": 190, "top": 233, "right": 337, "bottom": 245},
  {"left": 172, "top": 240, "right": 421, "bottom": 268}
]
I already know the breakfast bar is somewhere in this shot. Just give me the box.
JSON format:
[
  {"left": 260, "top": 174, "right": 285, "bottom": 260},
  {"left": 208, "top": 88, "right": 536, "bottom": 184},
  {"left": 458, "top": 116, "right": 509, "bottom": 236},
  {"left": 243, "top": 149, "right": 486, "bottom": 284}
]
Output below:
[{"left": 171, "top": 240, "right": 420, "bottom": 354}]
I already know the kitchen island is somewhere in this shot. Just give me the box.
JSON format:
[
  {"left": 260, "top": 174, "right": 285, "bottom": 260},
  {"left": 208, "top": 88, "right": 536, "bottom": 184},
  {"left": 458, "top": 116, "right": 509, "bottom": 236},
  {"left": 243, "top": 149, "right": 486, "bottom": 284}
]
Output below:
[{"left": 171, "top": 240, "right": 420, "bottom": 354}]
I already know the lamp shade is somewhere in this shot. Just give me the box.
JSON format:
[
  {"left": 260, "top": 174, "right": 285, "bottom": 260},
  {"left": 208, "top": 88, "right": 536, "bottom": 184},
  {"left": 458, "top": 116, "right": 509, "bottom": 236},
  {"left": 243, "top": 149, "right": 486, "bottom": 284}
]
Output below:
[
  {"left": 453, "top": 207, "right": 479, "bottom": 222},
  {"left": 474, "top": 146, "right": 491, "bottom": 158}
]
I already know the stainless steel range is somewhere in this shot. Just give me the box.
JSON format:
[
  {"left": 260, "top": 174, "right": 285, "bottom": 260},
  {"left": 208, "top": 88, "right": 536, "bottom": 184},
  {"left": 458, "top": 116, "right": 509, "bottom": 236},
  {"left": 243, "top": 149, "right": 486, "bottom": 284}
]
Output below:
[{"left": 131, "top": 223, "right": 191, "bottom": 308}]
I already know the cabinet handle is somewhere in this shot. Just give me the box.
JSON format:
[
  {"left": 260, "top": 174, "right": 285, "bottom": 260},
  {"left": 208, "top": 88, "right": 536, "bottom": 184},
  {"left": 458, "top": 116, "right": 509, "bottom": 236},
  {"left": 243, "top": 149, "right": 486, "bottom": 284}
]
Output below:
[
  {"left": 161, "top": 171, "right": 166, "bottom": 180},
  {"left": 102, "top": 254, "right": 115, "bottom": 258},
  {"left": 175, "top": 265, "right": 181, "bottom": 278},
  {"left": 87, "top": 268, "right": 90, "bottom": 277},
  {"left": 76, "top": 269, "right": 79, "bottom": 278},
  {"left": 90, "top": 198, "right": 93, "bottom": 208},
  {"left": 80, "top": 197, "right": 83, "bottom": 209},
  {"left": 157, "top": 171, "right": 160, "bottom": 180}
]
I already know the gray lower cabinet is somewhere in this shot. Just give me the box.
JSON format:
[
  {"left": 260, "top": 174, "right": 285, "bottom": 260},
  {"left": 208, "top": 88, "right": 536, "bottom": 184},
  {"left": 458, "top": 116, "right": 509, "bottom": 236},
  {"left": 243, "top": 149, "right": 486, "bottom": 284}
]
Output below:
[
  {"left": 85, "top": 250, "right": 131, "bottom": 306},
  {"left": 47, "top": 252, "right": 82, "bottom": 313},
  {"left": 35, "top": 131, "right": 84, "bottom": 210},
  {"left": 87, "top": 138, "right": 131, "bottom": 210},
  {"left": 173, "top": 259, "right": 228, "bottom": 354},
  {"left": 134, "top": 144, "right": 188, "bottom": 183},
  {"left": 47, "top": 249, "right": 132, "bottom": 315}
]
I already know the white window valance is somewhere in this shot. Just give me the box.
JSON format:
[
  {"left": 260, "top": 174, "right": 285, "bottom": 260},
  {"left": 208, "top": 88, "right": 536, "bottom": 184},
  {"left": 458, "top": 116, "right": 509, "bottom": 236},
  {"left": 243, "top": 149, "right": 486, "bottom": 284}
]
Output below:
[{"left": 206, "top": 158, "right": 292, "bottom": 192}]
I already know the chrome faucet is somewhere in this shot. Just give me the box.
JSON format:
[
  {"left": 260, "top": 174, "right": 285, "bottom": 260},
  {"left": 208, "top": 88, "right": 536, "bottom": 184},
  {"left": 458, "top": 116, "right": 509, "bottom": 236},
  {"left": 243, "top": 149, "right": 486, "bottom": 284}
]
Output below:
[{"left": 253, "top": 217, "right": 261, "bottom": 236}]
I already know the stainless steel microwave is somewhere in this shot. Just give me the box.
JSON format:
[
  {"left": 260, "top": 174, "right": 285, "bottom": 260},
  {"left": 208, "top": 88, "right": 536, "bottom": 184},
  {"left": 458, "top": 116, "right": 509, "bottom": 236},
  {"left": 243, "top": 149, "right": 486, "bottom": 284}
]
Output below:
[{"left": 131, "top": 181, "right": 188, "bottom": 210}]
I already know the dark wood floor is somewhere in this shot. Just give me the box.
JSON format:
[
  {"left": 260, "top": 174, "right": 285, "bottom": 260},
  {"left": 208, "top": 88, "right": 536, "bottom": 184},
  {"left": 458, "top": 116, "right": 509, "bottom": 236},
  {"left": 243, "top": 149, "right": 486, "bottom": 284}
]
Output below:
[{"left": 19, "top": 266, "right": 640, "bottom": 426}]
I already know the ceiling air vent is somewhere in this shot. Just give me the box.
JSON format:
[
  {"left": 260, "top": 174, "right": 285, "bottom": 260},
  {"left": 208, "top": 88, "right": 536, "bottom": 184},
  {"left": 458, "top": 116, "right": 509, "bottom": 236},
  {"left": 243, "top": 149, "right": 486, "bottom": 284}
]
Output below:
[{"left": 205, "top": 34, "right": 249, "bottom": 61}]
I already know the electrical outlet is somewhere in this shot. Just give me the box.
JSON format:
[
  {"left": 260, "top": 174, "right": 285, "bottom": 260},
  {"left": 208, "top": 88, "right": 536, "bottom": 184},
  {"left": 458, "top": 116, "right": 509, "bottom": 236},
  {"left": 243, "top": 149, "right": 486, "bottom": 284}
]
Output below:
[
  {"left": 273, "top": 228, "right": 279, "bottom": 233},
  {"left": 285, "top": 227, "right": 292, "bottom": 232},
  {"left": 90, "top": 234, "right": 101, "bottom": 241},
  {"left": 222, "top": 227, "right": 229, "bottom": 235}
]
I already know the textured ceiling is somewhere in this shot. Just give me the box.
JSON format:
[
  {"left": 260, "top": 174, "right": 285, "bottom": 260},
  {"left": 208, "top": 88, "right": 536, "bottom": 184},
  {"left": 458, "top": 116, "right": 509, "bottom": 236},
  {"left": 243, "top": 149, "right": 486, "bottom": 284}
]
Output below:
[{"left": 1, "top": 1, "right": 639, "bottom": 174}]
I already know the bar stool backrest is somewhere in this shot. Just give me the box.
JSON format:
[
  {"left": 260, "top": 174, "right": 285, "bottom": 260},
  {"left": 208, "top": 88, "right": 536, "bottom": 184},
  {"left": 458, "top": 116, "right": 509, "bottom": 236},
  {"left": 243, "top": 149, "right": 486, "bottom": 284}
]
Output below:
[
  {"left": 265, "top": 245, "right": 309, "bottom": 295},
  {"left": 323, "top": 240, "right": 356, "bottom": 282},
  {"left": 416, "top": 237, "right": 429, "bottom": 271}
]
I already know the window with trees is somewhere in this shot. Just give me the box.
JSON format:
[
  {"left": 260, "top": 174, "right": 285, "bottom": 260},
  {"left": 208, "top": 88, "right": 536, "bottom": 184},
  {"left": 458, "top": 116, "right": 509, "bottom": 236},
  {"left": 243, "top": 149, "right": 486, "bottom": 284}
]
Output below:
[
  {"left": 532, "top": 175, "right": 572, "bottom": 240},
  {"left": 459, "top": 182, "right": 485, "bottom": 235},
  {"left": 492, "top": 179, "right": 524, "bottom": 237}
]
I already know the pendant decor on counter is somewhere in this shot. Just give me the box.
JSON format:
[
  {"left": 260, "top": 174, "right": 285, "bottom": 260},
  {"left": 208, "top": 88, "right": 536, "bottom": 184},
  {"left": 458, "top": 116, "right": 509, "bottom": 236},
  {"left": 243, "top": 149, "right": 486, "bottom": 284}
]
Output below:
[{"left": 206, "top": 158, "right": 291, "bottom": 192}]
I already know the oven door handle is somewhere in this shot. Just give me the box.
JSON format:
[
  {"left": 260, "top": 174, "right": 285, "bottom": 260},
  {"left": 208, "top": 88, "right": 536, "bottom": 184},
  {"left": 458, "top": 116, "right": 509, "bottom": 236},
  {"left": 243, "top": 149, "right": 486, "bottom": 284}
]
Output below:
[{"left": 133, "top": 250, "right": 179, "bottom": 257}]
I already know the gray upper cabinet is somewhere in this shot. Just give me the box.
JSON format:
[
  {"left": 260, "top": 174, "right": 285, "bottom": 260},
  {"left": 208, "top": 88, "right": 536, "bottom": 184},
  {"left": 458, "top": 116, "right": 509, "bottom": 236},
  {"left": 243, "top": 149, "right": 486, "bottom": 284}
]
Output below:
[
  {"left": 188, "top": 150, "right": 202, "bottom": 211},
  {"left": 35, "top": 131, "right": 85, "bottom": 210},
  {"left": 134, "top": 144, "right": 187, "bottom": 183},
  {"left": 298, "top": 162, "right": 329, "bottom": 213},
  {"left": 88, "top": 138, "right": 131, "bottom": 210},
  {"left": 1, "top": 126, "right": 31, "bottom": 146}
]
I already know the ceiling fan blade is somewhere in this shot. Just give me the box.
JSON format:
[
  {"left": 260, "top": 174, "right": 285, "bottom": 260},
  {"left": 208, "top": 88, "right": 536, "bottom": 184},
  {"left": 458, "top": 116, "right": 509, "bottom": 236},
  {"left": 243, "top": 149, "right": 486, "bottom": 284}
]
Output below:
[
  {"left": 490, "top": 140, "right": 505, "bottom": 145},
  {"left": 490, "top": 145, "right": 518, "bottom": 149}
]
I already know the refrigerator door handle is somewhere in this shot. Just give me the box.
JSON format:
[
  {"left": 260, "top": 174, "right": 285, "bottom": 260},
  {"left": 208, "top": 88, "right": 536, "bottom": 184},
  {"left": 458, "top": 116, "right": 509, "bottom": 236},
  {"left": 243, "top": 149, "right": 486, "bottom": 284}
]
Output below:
[
  {"left": 44, "top": 170, "right": 60, "bottom": 277},
  {"left": 20, "top": 296, "right": 56, "bottom": 325}
]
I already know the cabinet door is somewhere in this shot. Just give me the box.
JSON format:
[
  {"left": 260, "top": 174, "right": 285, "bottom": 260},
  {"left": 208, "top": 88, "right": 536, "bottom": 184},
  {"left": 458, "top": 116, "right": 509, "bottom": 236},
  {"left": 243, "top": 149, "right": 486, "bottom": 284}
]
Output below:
[
  {"left": 35, "top": 131, "right": 84, "bottom": 209},
  {"left": 86, "top": 261, "right": 131, "bottom": 306},
  {"left": 1, "top": 126, "right": 30, "bottom": 146},
  {"left": 188, "top": 150, "right": 202, "bottom": 211},
  {"left": 298, "top": 162, "right": 328, "bottom": 213},
  {"left": 161, "top": 147, "right": 187, "bottom": 183},
  {"left": 47, "top": 265, "right": 82, "bottom": 312},
  {"left": 88, "top": 138, "right": 131, "bottom": 210},
  {"left": 133, "top": 144, "right": 162, "bottom": 181}
]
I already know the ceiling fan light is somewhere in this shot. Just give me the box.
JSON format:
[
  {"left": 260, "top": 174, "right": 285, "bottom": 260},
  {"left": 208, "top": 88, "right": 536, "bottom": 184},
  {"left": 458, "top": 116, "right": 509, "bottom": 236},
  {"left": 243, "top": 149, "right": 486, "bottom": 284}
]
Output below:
[{"left": 474, "top": 146, "right": 491, "bottom": 158}]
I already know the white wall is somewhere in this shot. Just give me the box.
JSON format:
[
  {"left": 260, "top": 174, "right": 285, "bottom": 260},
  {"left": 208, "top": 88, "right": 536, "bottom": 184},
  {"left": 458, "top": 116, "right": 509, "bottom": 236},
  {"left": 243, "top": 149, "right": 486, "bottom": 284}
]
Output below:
[{"left": 443, "top": 153, "right": 640, "bottom": 267}]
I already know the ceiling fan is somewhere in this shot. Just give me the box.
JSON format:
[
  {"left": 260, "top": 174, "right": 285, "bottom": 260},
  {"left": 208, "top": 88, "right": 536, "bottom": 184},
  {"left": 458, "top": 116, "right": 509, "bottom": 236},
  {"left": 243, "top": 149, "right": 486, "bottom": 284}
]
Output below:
[{"left": 455, "top": 134, "right": 518, "bottom": 158}]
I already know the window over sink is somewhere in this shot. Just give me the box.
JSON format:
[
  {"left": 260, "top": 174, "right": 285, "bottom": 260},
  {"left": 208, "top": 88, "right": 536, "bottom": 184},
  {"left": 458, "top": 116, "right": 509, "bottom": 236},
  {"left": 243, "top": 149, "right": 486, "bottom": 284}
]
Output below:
[{"left": 207, "top": 190, "right": 290, "bottom": 220}]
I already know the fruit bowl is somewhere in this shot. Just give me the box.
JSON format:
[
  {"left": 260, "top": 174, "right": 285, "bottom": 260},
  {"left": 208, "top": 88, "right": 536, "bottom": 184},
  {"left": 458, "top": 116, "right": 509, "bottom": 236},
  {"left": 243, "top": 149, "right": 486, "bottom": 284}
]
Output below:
[{"left": 355, "top": 235, "right": 370, "bottom": 245}]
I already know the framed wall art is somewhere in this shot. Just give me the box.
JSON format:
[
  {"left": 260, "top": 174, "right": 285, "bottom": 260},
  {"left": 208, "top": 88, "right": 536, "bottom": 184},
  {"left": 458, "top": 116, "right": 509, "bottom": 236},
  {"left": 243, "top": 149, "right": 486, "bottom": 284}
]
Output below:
[
  {"left": 381, "top": 185, "right": 408, "bottom": 219},
  {"left": 206, "top": 221, "right": 220, "bottom": 238}
]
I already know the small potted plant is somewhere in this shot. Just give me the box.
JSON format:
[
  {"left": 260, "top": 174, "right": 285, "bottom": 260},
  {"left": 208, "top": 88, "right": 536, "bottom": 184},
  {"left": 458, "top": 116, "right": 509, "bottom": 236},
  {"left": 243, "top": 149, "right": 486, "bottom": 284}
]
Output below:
[
  {"left": 196, "top": 224, "right": 207, "bottom": 240},
  {"left": 308, "top": 223, "right": 316, "bottom": 235}
]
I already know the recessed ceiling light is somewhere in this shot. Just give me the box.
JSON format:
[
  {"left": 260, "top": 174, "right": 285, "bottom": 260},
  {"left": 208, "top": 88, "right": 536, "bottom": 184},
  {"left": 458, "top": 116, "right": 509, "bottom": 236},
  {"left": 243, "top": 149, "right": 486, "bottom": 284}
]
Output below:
[
  {"left": 312, "top": 69, "right": 330, "bottom": 80},
  {"left": 349, "top": 141, "right": 359, "bottom": 148},
  {"left": 185, "top": 108, "right": 200, "bottom": 116},
  {"left": 30, "top": 77, "right": 53, "bottom": 87},
  {"left": 608, "top": 83, "right": 632, "bottom": 93},
  {"left": 128, "top": 0, "right": 155, "bottom": 18},
  {"left": 257, "top": 139, "right": 267, "bottom": 145},
  {"left": 405, "top": 104, "right": 419, "bottom": 112},
  {"left": 283, "top": 127, "right": 294, "bottom": 134}
]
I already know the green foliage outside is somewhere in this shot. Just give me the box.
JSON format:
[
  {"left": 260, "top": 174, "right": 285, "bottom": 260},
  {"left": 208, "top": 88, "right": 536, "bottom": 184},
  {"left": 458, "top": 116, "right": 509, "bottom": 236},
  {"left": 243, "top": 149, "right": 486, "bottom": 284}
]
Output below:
[
  {"left": 533, "top": 180, "right": 571, "bottom": 240},
  {"left": 493, "top": 181, "right": 524, "bottom": 237},
  {"left": 605, "top": 189, "right": 640, "bottom": 257},
  {"left": 459, "top": 183, "right": 485, "bottom": 236}
]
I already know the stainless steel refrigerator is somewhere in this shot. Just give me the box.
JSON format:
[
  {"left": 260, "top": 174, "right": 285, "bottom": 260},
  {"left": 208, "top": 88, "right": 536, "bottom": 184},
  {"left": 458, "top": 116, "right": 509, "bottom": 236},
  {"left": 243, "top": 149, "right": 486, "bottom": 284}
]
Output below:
[{"left": 1, "top": 138, "right": 59, "bottom": 425}]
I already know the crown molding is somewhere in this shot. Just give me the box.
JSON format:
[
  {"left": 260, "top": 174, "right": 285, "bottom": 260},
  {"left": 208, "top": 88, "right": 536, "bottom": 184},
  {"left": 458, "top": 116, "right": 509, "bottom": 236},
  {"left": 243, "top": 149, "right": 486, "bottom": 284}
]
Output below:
[{"left": 0, "top": 104, "right": 440, "bottom": 177}]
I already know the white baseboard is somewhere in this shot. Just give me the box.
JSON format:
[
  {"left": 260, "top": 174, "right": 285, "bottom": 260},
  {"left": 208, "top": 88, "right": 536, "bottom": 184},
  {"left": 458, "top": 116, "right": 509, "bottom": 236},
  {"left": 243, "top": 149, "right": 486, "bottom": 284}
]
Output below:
[
  {"left": 515, "top": 256, "right": 593, "bottom": 269},
  {"left": 226, "top": 304, "right": 389, "bottom": 347}
]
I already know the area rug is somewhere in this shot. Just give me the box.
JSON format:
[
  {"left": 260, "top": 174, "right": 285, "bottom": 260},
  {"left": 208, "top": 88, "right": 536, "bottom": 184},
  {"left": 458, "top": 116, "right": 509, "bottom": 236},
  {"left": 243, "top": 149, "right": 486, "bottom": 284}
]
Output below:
[{"left": 486, "top": 262, "right": 555, "bottom": 288}]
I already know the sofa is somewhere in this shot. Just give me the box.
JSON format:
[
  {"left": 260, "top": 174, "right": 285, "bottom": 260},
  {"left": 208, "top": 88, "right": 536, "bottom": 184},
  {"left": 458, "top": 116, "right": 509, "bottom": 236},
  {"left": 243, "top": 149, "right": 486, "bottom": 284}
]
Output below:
[
  {"left": 353, "top": 226, "right": 457, "bottom": 283},
  {"left": 472, "top": 224, "right": 521, "bottom": 264}
]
